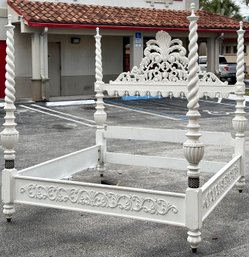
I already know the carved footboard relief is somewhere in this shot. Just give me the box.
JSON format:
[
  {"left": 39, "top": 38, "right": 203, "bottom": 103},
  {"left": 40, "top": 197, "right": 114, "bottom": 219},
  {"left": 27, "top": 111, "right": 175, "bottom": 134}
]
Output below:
[
  {"left": 201, "top": 155, "right": 241, "bottom": 221},
  {"left": 14, "top": 176, "right": 186, "bottom": 226}
]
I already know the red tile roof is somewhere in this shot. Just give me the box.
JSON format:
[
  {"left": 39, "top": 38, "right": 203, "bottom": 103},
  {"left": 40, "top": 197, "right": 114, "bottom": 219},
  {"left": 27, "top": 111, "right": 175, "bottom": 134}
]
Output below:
[{"left": 8, "top": 0, "right": 249, "bottom": 32}]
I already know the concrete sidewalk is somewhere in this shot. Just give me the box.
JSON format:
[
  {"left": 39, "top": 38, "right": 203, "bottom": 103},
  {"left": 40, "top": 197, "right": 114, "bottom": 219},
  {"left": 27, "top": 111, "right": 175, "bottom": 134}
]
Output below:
[{"left": 0, "top": 98, "right": 248, "bottom": 257}]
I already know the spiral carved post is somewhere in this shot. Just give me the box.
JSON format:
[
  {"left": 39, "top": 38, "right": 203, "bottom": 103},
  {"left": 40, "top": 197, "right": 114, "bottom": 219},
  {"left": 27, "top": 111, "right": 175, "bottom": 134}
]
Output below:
[
  {"left": 233, "top": 22, "right": 247, "bottom": 193},
  {"left": 1, "top": 15, "right": 19, "bottom": 222},
  {"left": 94, "top": 28, "right": 107, "bottom": 177},
  {"left": 183, "top": 4, "right": 204, "bottom": 252}
]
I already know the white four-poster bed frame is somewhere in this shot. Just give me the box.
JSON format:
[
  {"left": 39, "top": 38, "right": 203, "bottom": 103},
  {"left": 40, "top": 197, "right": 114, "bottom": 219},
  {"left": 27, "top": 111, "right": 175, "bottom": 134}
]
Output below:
[{"left": 1, "top": 5, "right": 247, "bottom": 253}]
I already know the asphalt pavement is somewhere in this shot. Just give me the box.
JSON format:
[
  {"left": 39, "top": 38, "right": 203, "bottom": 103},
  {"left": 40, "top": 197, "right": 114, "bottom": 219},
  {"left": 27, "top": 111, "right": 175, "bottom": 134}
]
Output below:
[{"left": 0, "top": 97, "right": 249, "bottom": 257}]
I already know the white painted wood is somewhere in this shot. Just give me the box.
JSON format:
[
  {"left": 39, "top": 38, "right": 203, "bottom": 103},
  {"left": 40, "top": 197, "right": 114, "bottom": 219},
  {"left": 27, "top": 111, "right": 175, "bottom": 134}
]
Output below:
[
  {"left": 184, "top": 5, "right": 203, "bottom": 250},
  {"left": 0, "top": 15, "right": 19, "bottom": 162},
  {"left": 105, "top": 126, "right": 234, "bottom": 146},
  {"left": 201, "top": 155, "right": 241, "bottom": 221},
  {"left": 233, "top": 22, "right": 247, "bottom": 192},
  {"left": 94, "top": 28, "right": 107, "bottom": 177},
  {"left": 105, "top": 152, "right": 226, "bottom": 173},
  {"left": 1, "top": 7, "right": 246, "bottom": 254},
  {"left": 17, "top": 146, "right": 100, "bottom": 179},
  {"left": 1, "top": 15, "right": 19, "bottom": 221},
  {"left": 185, "top": 188, "right": 202, "bottom": 230},
  {"left": 107, "top": 83, "right": 233, "bottom": 98},
  {"left": 14, "top": 176, "right": 186, "bottom": 227},
  {"left": 104, "top": 28, "right": 234, "bottom": 99},
  {"left": 103, "top": 83, "right": 234, "bottom": 99}
]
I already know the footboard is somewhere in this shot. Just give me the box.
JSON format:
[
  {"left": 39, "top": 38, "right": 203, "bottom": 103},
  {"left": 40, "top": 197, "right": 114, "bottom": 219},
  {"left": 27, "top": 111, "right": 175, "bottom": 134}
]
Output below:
[
  {"left": 201, "top": 155, "right": 241, "bottom": 221},
  {"left": 14, "top": 176, "right": 186, "bottom": 226}
]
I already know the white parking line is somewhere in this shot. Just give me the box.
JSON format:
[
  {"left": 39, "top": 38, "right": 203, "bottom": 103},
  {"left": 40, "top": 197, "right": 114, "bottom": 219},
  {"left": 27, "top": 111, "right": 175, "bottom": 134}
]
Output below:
[
  {"left": 199, "top": 99, "right": 249, "bottom": 109},
  {"left": 20, "top": 105, "right": 95, "bottom": 127},
  {"left": 105, "top": 103, "right": 180, "bottom": 121},
  {"left": 31, "top": 104, "right": 96, "bottom": 124}
]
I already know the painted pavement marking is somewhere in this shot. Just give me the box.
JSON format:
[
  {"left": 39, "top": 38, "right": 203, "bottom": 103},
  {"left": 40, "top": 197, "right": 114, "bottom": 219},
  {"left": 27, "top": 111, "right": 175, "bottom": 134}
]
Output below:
[
  {"left": 31, "top": 104, "right": 96, "bottom": 124},
  {"left": 104, "top": 102, "right": 180, "bottom": 121},
  {"left": 20, "top": 105, "right": 95, "bottom": 128}
]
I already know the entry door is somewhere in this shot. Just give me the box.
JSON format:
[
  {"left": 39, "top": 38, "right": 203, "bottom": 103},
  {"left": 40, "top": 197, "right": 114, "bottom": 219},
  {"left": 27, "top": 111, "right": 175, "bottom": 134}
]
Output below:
[
  {"left": 0, "top": 41, "right": 6, "bottom": 98},
  {"left": 48, "top": 42, "right": 61, "bottom": 97}
]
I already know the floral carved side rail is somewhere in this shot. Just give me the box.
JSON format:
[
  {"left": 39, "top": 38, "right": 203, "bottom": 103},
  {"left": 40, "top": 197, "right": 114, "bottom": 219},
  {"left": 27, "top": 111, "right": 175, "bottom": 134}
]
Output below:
[
  {"left": 201, "top": 156, "right": 241, "bottom": 221},
  {"left": 20, "top": 184, "right": 178, "bottom": 216},
  {"left": 14, "top": 177, "right": 186, "bottom": 225}
]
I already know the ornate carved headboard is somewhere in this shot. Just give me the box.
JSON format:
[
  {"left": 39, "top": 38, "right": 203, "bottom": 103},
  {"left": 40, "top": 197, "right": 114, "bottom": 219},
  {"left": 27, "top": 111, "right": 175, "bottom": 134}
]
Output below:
[{"left": 101, "top": 31, "right": 233, "bottom": 99}]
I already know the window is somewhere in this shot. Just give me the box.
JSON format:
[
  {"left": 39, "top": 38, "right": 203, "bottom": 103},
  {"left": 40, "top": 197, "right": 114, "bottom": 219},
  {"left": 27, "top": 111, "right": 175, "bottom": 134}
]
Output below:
[
  {"left": 225, "top": 46, "right": 231, "bottom": 54},
  {"left": 233, "top": 46, "right": 237, "bottom": 53}
]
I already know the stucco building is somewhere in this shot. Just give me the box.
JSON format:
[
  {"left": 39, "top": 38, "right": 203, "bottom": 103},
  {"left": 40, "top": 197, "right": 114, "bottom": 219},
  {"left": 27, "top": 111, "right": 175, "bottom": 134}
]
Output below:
[{"left": 0, "top": 0, "right": 248, "bottom": 101}]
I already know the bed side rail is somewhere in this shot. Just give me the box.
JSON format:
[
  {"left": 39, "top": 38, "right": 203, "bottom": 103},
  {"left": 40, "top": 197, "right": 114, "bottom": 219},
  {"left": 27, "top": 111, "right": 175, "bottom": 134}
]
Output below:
[
  {"left": 105, "top": 152, "right": 225, "bottom": 173},
  {"left": 105, "top": 126, "right": 234, "bottom": 146},
  {"left": 201, "top": 155, "right": 241, "bottom": 221},
  {"left": 17, "top": 145, "right": 100, "bottom": 179}
]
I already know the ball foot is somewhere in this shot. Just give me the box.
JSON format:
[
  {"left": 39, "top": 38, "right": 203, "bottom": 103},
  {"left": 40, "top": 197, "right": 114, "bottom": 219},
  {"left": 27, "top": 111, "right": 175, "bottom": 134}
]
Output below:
[
  {"left": 187, "top": 230, "right": 201, "bottom": 253},
  {"left": 239, "top": 189, "right": 243, "bottom": 193},
  {"left": 3, "top": 203, "right": 15, "bottom": 222},
  {"left": 100, "top": 174, "right": 103, "bottom": 177}
]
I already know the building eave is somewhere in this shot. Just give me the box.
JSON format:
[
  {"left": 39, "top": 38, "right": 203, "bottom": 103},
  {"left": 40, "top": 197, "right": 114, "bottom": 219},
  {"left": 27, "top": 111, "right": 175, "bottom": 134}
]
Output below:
[{"left": 27, "top": 21, "right": 244, "bottom": 34}]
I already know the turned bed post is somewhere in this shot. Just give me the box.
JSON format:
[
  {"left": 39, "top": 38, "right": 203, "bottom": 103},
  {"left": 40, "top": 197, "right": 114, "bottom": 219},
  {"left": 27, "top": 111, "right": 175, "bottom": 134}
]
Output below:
[
  {"left": 233, "top": 21, "right": 247, "bottom": 193},
  {"left": 94, "top": 28, "right": 107, "bottom": 177},
  {"left": 1, "top": 15, "right": 19, "bottom": 222},
  {"left": 183, "top": 4, "right": 204, "bottom": 252}
]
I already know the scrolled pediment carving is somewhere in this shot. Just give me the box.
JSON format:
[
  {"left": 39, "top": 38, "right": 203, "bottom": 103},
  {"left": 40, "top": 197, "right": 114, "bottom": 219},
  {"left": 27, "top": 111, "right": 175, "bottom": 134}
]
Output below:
[{"left": 112, "top": 31, "right": 189, "bottom": 84}]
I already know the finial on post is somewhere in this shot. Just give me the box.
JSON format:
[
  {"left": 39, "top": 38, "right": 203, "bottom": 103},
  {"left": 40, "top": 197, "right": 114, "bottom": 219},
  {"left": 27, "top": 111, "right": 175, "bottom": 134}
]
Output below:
[
  {"left": 239, "top": 21, "right": 243, "bottom": 30},
  {"left": 190, "top": 2, "right": 195, "bottom": 16},
  {"left": 7, "top": 14, "right": 11, "bottom": 26}
]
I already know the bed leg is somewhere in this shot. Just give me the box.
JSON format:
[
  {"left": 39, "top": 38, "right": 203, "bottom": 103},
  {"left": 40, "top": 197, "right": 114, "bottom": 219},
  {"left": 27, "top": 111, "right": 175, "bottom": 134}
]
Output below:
[
  {"left": 187, "top": 230, "right": 201, "bottom": 253},
  {"left": 237, "top": 176, "right": 245, "bottom": 193},
  {"left": 3, "top": 204, "right": 15, "bottom": 222},
  {"left": 97, "top": 163, "right": 105, "bottom": 177}
]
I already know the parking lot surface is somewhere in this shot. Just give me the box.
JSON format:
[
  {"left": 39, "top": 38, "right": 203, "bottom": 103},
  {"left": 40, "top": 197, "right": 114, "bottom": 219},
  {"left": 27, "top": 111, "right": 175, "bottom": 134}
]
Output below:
[{"left": 0, "top": 97, "right": 249, "bottom": 257}]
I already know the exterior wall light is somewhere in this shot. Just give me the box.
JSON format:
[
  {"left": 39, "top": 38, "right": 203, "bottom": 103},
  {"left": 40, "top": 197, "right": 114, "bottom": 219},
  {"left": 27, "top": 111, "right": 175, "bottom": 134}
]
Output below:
[{"left": 71, "top": 37, "right": 80, "bottom": 44}]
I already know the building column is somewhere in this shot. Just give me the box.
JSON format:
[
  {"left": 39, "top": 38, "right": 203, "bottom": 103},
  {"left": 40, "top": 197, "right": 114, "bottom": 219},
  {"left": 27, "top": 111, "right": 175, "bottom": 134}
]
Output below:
[
  {"left": 31, "top": 32, "right": 42, "bottom": 101},
  {"left": 40, "top": 28, "right": 49, "bottom": 100},
  {"left": 207, "top": 36, "right": 220, "bottom": 75},
  {"left": 130, "top": 31, "right": 143, "bottom": 69}
]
